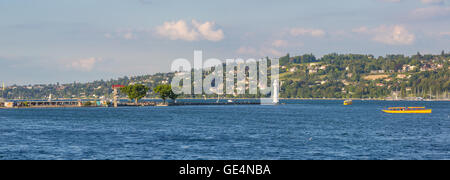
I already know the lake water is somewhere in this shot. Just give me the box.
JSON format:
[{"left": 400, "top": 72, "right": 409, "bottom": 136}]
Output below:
[{"left": 0, "top": 100, "right": 449, "bottom": 160}]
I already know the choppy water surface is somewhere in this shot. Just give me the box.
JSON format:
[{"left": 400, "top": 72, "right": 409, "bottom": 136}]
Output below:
[{"left": 0, "top": 100, "right": 449, "bottom": 160}]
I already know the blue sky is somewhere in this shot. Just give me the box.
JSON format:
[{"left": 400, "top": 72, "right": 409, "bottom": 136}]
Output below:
[{"left": 0, "top": 0, "right": 449, "bottom": 85}]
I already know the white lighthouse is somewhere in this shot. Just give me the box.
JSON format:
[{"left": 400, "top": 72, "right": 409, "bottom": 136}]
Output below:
[{"left": 273, "top": 80, "right": 279, "bottom": 104}]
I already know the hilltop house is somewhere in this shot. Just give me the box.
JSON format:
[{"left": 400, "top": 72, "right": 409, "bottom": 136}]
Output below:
[
  {"left": 370, "top": 70, "right": 385, "bottom": 74},
  {"left": 399, "top": 65, "right": 416, "bottom": 73},
  {"left": 289, "top": 67, "right": 298, "bottom": 72},
  {"left": 309, "top": 69, "right": 318, "bottom": 74}
]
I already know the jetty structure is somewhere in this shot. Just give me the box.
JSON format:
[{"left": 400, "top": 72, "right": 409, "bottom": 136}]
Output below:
[
  {"left": 273, "top": 80, "right": 280, "bottom": 104},
  {"left": 0, "top": 80, "right": 283, "bottom": 108},
  {"left": 112, "top": 85, "right": 125, "bottom": 108}
]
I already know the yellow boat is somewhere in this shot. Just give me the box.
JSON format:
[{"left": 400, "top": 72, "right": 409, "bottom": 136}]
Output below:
[
  {"left": 382, "top": 107, "right": 432, "bottom": 114},
  {"left": 343, "top": 100, "right": 353, "bottom": 105}
]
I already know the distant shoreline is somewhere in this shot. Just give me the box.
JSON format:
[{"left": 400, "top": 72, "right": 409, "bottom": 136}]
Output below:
[
  {"left": 1, "top": 98, "right": 448, "bottom": 109},
  {"left": 4, "top": 98, "right": 449, "bottom": 102},
  {"left": 171, "top": 98, "right": 450, "bottom": 101}
]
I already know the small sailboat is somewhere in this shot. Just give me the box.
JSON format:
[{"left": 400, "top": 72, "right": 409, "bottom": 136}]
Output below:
[{"left": 382, "top": 107, "right": 432, "bottom": 114}]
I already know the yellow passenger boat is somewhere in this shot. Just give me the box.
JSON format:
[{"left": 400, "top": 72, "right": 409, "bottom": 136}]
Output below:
[
  {"left": 343, "top": 100, "right": 353, "bottom": 105},
  {"left": 382, "top": 107, "right": 432, "bottom": 114}
]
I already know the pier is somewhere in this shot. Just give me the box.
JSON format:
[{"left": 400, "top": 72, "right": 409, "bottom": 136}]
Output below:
[
  {"left": 0, "top": 99, "right": 262, "bottom": 108},
  {"left": 169, "top": 102, "right": 261, "bottom": 106}
]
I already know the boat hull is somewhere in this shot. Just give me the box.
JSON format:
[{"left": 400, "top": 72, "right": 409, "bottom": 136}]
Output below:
[{"left": 382, "top": 109, "right": 432, "bottom": 114}]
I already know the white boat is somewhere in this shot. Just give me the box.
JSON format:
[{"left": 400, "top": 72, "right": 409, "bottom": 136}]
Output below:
[{"left": 156, "top": 103, "right": 169, "bottom": 107}]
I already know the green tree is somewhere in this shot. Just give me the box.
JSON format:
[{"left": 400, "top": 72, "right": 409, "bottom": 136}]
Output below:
[
  {"left": 153, "top": 84, "right": 177, "bottom": 103},
  {"left": 279, "top": 54, "right": 290, "bottom": 66},
  {"left": 120, "top": 84, "right": 149, "bottom": 105}
]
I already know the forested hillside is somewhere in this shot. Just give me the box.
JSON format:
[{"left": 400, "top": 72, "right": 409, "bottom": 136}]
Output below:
[{"left": 2, "top": 52, "right": 449, "bottom": 100}]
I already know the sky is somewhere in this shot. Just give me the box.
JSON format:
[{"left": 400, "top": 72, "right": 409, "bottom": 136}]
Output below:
[{"left": 0, "top": 0, "right": 449, "bottom": 85}]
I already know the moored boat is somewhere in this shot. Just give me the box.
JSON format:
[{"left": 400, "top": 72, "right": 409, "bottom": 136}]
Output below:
[
  {"left": 382, "top": 107, "right": 432, "bottom": 114},
  {"left": 343, "top": 100, "right": 353, "bottom": 105}
]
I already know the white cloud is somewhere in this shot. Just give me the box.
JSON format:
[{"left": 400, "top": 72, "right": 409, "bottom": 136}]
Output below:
[
  {"left": 353, "top": 25, "right": 415, "bottom": 45},
  {"left": 104, "top": 29, "right": 143, "bottom": 40},
  {"left": 352, "top": 26, "right": 370, "bottom": 33},
  {"left": 420, "top": 0, "right": 445, "bottom": 4},
  {"left": 289, "top": 28, "right": 326, "bottom": 37},
  {"left": 237, "top": 46, "right": 258, "bottom": 55},
  {"left": 373, "top": 25, "right": 415, "bottom": 45},
  {"left": 411, "top": 6, "right": 450, "bottom": 19},
  {"left": 192, "top": 20, "right": 224, "bottom": 41},
  {"left": 236, "top": 46, "right": 284, "bottom": 57},
  {"left": 123, "top": 32, "right": 137, "bottom": 40},
  {"left": 272, "top": 40, "right": 289, "bottom": 47},
  {"left": 440, "top": 31, "right": 450, "bottom": 36},
  {"left": 156, "top": 20, "right": 224, "bottom": 41},
  {"left": 261, "top": 48, "right": 284, "bottom": 57},
  {"left": 104, "top": 33, "right": 113, "bottom": 39},
  {"left": 156, "top": 20, "right": 199, "bottom": 41},
  {"left": 69, "top": 57, "right": 102, "bottom": 71}
]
